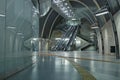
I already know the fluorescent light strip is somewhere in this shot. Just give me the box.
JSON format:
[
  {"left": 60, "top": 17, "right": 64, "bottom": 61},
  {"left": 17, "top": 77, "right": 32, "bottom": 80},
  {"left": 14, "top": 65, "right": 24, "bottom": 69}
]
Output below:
[
  {"left": 7, "top": 26, "right": 16, "bottom": 29},
  {"left": 0, "top": 14, "right": 5, "bottom": 17},
  {"left": 91, "top": 27, "right": 99, "bottom": 29},
  {"left": 53, "top": 0, "right": 61, "bottom": 4},
  {"left": 65, "top": 3, "right": 68, "bottom": 6},
  {"left": 32, "top": 38, "right": 38, "bottom": 41},
  {"left": 17, "top": 33, "right": 23, "bottom": 35},
  {"left": 95, "top": 11, "right": 109, "bottom": 16}
]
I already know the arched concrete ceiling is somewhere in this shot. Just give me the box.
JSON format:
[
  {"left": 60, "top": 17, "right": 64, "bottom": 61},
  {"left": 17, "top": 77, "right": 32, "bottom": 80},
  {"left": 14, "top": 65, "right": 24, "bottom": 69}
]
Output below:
[{"left": 32, "top": 0, "right": 120, "bottom": 38}]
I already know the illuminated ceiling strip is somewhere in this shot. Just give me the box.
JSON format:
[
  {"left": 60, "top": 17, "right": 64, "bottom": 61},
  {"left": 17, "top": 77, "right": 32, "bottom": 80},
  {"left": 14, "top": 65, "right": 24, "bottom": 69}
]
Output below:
[
  {"left": 91, "top": 26, "right": 99, "bottom": 29},
  {"left": 93, "top": 0, "right": 106, "bottom": 22},
  {"left": 95, "top": 11, "right": 109, "bottom": 16},
  {"left": 46, "top": 0, "right": 102, "bottom": 39},
  {"left": 7, "top": 26, "right": 16, "bottom": 29}
]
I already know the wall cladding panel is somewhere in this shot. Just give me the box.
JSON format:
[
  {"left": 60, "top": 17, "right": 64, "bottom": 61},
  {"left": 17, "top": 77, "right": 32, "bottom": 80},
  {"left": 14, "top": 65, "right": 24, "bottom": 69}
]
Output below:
[{"left": 0, "top": 0, "right": 35, "bottom": 79}]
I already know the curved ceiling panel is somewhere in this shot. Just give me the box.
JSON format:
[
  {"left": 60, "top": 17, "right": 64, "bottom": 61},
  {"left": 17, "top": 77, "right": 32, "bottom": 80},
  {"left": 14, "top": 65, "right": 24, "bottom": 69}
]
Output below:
[
  {"left": 40, "top": 0, "right": 51, "bottom": 17},
  {"left": 70, "top": 0, "right": 97, "bottom": 25},
  {"left": 31, "top": 0, "right": 38, "bottom": 8},
  {"left": 38, "top": 0, "right": 120, "bottom": 39},
  {"left": 40, "top": 9, "right": 63, "bottom": 38},
  {"left": 51, "top": 0, "right": 76, "bottom": 19},
  {"left": 70, "top": 0, "right": 108, "bottom": 27}
]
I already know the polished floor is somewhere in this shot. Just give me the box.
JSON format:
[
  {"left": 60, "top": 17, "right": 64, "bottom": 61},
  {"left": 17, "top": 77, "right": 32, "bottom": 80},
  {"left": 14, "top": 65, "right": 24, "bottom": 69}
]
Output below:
[
  {"left": 7, "top": 55, "right": 82, "bottom": 80},
  {"left": 7, "top": 51, "right": 120, "bottom": 80}
]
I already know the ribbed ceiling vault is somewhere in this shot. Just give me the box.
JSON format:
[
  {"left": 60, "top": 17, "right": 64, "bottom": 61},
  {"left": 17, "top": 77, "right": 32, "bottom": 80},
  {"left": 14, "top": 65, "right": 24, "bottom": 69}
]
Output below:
[{"left": 32, "top": 0, "right": 120, "bottom": 38}]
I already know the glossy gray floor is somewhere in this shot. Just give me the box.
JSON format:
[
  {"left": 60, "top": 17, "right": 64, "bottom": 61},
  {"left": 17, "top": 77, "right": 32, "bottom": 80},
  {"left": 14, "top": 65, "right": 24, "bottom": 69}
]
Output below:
[
  {"left": 7, "top": 51, "right": 120, "bottom": 80},
  {"left": 7, "top": 55, "right": 82, "bottom": 80},
  {"left": 51, "top": 51, "right": 120, "bottom": 80}
]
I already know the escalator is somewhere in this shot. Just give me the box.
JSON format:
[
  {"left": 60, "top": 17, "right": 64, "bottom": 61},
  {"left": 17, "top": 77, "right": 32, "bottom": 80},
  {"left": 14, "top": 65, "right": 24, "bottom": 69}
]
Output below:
[{"left": 51, "top": 25, "right": 79, "bottom": 51}]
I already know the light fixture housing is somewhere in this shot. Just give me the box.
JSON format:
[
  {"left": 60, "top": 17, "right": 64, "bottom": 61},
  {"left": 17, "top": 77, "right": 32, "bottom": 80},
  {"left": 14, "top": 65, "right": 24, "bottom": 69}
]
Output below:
[
  {"left": 91, "top": 23, "right": 99, "bottom": 29},
  {"left": 17, "top": 33, "right": 24, "bottom": 36},
  {"left": 95, "top": 7, "right": 109, "bottom": 16},
  {"left": 91, "top": 26, "right": 99, "bottom": 29},
  {"left": 0, "top": 14, "right": 5, "bottom": 17}
]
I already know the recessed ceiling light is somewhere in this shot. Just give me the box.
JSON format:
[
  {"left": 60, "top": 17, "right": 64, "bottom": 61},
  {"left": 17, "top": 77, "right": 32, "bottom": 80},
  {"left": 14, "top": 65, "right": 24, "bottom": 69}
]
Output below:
[
  {"left": 67, "top": 6, "right": 70, "bottom": 9},
  {"left": 53, "top": 0, "right": 61, "bottom": 4},
  {"left": 64, "top": 3, "right": 68, "bottom": 6},
  {"left": 64, "top": 10, "right": 68, "bottom": 13}
]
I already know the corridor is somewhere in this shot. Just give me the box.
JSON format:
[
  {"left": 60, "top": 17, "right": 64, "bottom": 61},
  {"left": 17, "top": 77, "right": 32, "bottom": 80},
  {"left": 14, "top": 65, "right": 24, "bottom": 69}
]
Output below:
[
  {"left": 0, "top": 0, "right": 120, "bottom": 80},
  {"left": 6, "top": 51, "right": 120, "bottom": 80}
]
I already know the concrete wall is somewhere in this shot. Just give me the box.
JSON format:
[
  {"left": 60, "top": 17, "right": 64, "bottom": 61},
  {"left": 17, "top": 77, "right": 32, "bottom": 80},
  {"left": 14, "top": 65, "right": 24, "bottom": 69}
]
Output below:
[
  {"left": 102, "top": 20, "right": 115, "bottom": 54},
  {"left": 115, "top": 10, "right": 120, "bottom": 55},
  {"left": 96, "top": 29, "right": 103, "bottom": 54},
  {"left": 101, "top": 10, "right": 120, "bottom": 55},
  {"left": 0, "top": 0, "right": 6, "bottom": 78},
  {"left": 0, "top": 0, "right": 37, "bottom": 79}
]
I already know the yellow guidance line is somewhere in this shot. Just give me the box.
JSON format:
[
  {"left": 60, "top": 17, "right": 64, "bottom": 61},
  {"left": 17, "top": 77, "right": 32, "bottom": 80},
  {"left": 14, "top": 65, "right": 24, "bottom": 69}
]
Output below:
[
  {"left": 66, "top": 57, "right": 120, "bottom": 64},
  {"left": 39, "top": 54, "right": 96, "bottom": 80},
  {"left": 39, "top": 53, "right": 120, "bottom": 64},
  {"left": 67, "top": 58, "right": 96, "bottom": 80}
]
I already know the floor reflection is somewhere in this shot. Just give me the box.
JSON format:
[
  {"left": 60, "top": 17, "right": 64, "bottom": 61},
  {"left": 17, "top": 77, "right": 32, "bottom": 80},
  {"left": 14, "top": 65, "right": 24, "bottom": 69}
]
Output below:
[
  {"left": 7, "top": 55, "right": 82, "bottom": 80},
  {"left": 7, "top": 51, "right": 120, "bottom": 80}
]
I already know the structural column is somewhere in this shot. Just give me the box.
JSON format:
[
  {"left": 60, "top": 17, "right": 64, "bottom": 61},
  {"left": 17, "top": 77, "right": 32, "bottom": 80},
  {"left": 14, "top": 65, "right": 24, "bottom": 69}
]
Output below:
[{"left": 39, "top": 38, "right": 49, "bottom": 52}]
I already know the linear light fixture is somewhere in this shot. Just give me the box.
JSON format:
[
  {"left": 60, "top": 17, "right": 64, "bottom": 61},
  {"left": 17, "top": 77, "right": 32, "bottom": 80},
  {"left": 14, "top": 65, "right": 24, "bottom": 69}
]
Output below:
[
  {"left": 91, "top": 23, "right": 99, "bottom": 29},
  {"left": 6, "top": 26, "right": 16, "bottom": 33},
  {"left": 0, "top": 14, "right": 5, "bottom": 17},
  {"left": 95, "top": 11, "right": 109, "bottom": 16},
  {"left": 95, "top": 8, "right": 109, "bottom": 16},
  {"left": 17, "top": 33, "right": 23, "bottom": 36},
  {"left": 32, "top": 38, "right": 39, "bottom": 41},
  {"left": 53, "top": 0, "right": 62, "bottom": 4},
  {"left": 91, "top": 26, "right": 99, "bottom": 29},
  {"left": 55, "top": 38, "right": 61, "bottom": 40},
  {"left": 7, "top": 26, "right": 16, "bottom": 29}
]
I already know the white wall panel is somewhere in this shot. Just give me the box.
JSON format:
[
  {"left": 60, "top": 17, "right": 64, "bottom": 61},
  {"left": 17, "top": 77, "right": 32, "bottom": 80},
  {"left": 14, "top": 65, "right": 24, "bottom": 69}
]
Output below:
[
  {"left": 114, "top": 10, "right": 120, "bottom": 54},
  {"left": 0, "top": 0, "right": 35, "bottom": 79}
]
